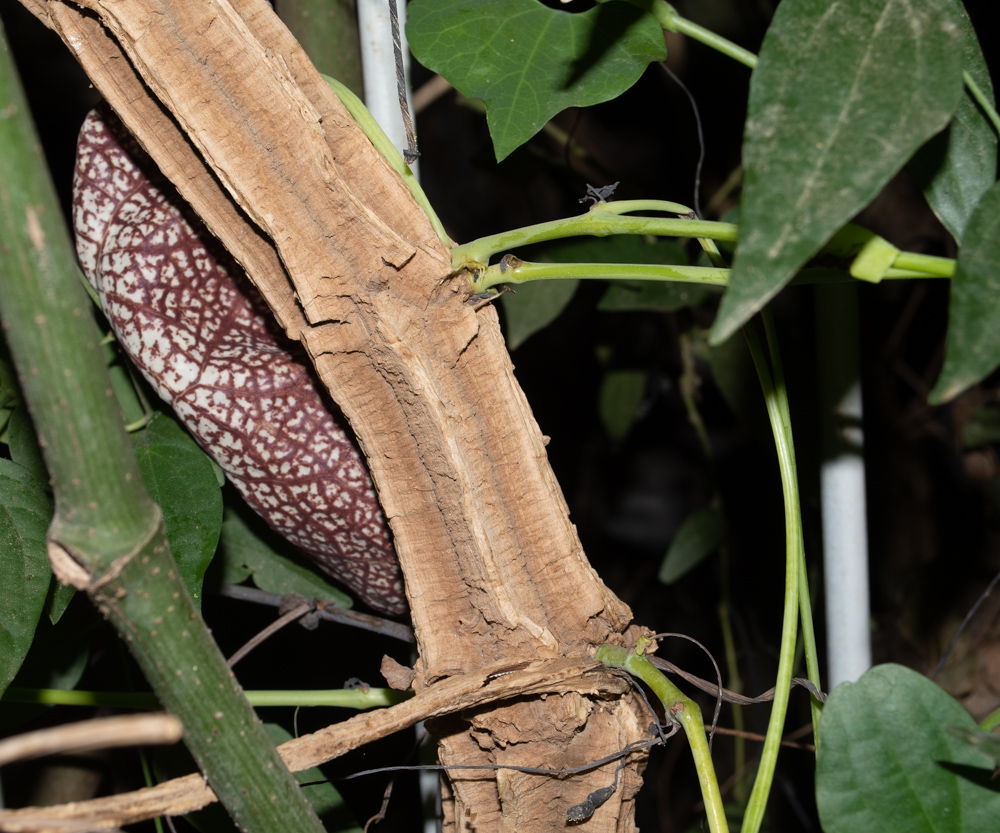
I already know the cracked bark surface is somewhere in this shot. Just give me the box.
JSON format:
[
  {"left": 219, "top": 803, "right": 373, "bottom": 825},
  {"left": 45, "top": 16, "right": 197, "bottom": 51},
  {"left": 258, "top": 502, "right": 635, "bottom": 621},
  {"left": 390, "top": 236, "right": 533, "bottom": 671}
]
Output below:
[{"left": 16, "top": 0, "right": 649, "bottom": 828}]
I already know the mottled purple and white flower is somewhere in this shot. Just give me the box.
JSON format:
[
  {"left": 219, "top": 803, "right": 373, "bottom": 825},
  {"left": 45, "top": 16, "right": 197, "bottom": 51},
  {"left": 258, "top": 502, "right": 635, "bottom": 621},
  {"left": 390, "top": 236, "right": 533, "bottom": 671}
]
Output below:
[{"left": 73, "top": 108, "right": 405, "bottom": 615}]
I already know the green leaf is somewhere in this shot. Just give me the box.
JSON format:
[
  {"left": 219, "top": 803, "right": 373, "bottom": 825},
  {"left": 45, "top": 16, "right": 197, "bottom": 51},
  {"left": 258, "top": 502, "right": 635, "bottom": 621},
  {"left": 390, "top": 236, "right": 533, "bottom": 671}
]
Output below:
[
  {"left": 946, "top": 727, "right": 1000, "bottom": 768},
  {"left": 908, "top": 0, "right": 996, "bottom": 241},
  {"left": 961, "top": 404, "right": 1000, "bottom": 448},
  {"left": 930, "top": 181, "right": 1000, "bottom": 403},
  {"left": 711, "top": 0, "right": 963, "bottom": 344},
  {"left": 598, "top": 369, "right": 646, "bottom": 443},
  {"left": 501, "top": 279, "right": 579, "bottom": 349},
  {"left": 0, "top": 346, "right": 21, "bottom": 439},
  {"left": 0, "top": 604, "right": 92, "bottom": 733},
  {"left": 658, "top": 506, "right": 726, "bottom": 584},
  {"left": 130, "top": 413, "right": 223, "bottom": 609},
  {"left": 816, "top": 663, "right": 1000, "bottom": 833},
  {"left": 0, "top": 459, "right": 54, "bottom": 700},
  {"left": 216, "top": 504, "right": 352, "bottom": 608},
  {"left": 264, "top": 724, "right": 362, "bottom": 831},
  {"left": 44, "top": 579, "right": 76, "bottom": 626},
  {"left": 407, "top": 0, "right": 665, "bottom": 161},
  {"left": 7, "top": 405, "right": 47, "bottom": 487}
]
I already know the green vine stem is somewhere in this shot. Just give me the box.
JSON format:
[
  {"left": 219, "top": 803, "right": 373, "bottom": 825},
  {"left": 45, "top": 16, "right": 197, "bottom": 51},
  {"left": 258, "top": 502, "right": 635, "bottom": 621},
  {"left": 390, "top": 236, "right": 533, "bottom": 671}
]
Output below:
[
  {"left": 596, "top": 637, "right": 728, "bottom": 833},
  {"left": 738, "top": 317, "right": 809, "bottom": 833},
  {"left": 473, "top": 259, "right": 949, "bottom": 296},
  {"left": 633, "top": 0, "right": 758, "bottom": 69},
  {"left": 455, "top": 205, "right": 954, "bottom": 293},
  {"left": 4, "top": 686, "right": 410, "bottom": 710},
  {"left": 453, "top": 206, "right": 737, "bottom": 269},
  {"left": 981, "top": 706, "right": 1000, "bottom": 732},
  {"left": 964, "top": 70, "right": 1000, "bottom": 135},
  {"left": 760, "top": 311, "right": 823, "bottom": 739},
  {"left": 0, "top": 28, "right": 325, "bottom": 833}
]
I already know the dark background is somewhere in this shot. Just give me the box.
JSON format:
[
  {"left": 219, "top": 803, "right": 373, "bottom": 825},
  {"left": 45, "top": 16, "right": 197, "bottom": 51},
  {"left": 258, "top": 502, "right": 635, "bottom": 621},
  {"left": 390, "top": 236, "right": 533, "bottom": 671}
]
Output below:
[{"left": 2, "top": 0, "right": 999, "bottom": 830}]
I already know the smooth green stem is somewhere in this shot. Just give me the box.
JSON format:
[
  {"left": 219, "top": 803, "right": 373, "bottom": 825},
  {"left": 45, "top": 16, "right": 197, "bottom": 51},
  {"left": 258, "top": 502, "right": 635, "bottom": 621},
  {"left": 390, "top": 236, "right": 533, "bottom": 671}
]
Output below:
[
  {"left": 761, "top": 311, "right": 822, "bottom": 742},
  {"left": 597, "top": 641, "right": 728, "bottom": 833},
  {"left": 4, "top": 686, "right": 410, "bottom": 710},
  {"left": 321, "top": 74, "right": 449, "bottom": 247},
  {"left": 739, "top": 321, "right": 801, "bottom": 833},
  {"left": 597, "top": 199, "right": 693, "bottom": 215},
  {"left": 613, "top": 0, "right": 758, "bottom": 69},
  {"left": 666, "top": 14, "right": 758, "bottom": 70},
  {"left": 453, "top": 210, "right": 738, "bottom": 268},
  {"left": 981, "top": 706, "right": 1000, "bottom": 732},
  {"left": 892, "top": 251, "right": 955, "bottom": 278},
  {"left": 456, "top": 210, "right": 954, "bottom": 287},
  {"left": 964, "top": 70, "right": 1000, "bottom": 136},
  {"left": 473, "top": 260, "right": 947, "bottom": 295},
  {"left": 478, "top": 260, "right": 729, "bottom": 292}
]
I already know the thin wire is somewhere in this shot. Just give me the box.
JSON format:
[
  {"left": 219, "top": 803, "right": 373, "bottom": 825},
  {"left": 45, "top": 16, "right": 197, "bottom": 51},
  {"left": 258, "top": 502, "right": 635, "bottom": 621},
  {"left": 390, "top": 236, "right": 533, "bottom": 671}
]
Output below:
[
  {"left": 609, "top": 667, "right": 679, "bottom": 749},
  {"left": 299, "top": 737, "right": 661, "bottom": 787},
  {"left": 658, "top": 62, "right": 705, "bottom": 220},
  {"left": 648, "top": 632, "right": 724, "bottom": 752},
  {"left": 388, "top": 0, "right": 419, "bottom": 163},
  {"left": 932, "top": 567, "right": 1000, "bottom": 680}
]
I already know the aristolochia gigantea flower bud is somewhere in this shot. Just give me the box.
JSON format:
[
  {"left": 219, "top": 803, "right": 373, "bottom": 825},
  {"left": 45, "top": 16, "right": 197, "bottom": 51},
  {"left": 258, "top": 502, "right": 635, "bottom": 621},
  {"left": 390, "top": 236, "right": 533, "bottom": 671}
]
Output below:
[{"left": 72, "top": 108, "right": 405, "bottom": 615}]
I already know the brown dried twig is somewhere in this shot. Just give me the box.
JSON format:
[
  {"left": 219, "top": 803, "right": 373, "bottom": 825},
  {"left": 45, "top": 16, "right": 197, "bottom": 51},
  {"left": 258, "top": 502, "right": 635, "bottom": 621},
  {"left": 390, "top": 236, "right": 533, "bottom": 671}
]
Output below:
[
  {"left": 0, "top": 657, "right": 624, "bottom": 833},
  {"left": 0, "top": 715, "right": 183, "bottom": 768}
]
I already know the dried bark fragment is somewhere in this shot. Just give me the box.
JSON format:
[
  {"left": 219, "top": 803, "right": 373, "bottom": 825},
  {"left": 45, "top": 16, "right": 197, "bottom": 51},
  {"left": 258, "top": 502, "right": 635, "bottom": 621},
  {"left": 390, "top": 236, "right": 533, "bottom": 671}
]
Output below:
[{"left": 72, "top": 108, "right": 405, "bottom": 615}]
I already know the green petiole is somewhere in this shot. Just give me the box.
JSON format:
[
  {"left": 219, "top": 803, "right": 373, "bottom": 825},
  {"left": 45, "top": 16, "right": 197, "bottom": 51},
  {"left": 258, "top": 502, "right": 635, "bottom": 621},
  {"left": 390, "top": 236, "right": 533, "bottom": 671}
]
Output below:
[
  {"left": 3, "top": 686, "right": 410, "bottom": 711},
  {"left": 453, "top": 207, "right": 738, "bottom": 270},
  {"left": 597, "top": 637, "right": 728, "bottom": 833}
]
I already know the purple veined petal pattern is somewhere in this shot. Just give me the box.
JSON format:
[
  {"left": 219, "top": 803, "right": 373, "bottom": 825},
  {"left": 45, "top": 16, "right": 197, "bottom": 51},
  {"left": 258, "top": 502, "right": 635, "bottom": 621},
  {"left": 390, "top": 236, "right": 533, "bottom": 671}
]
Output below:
[{"left": 72, "top": 108, "right": 406, "bottom": 616}]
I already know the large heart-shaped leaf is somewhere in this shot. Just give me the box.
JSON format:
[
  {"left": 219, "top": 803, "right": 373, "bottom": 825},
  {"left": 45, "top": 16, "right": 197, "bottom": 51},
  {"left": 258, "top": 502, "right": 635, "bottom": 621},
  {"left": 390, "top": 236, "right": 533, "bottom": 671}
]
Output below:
[
  {"left": 929, "top": 181, "right": 1000, "bottom": 402},
  {"left": 407, "top": 0, "right": 665, "bottom": 161},
  {"left": 131, "top": 412, "right": 224, "bottom": 609},
  {"left": 907, "top": 0, "right": 996, "bottom": 241},
  {"left": 711, "top": 0, "right": 963, "bottom": 343},
  {"left": 0, "top": 459, "right": 54, "bottom": 699},
  {"left": 816, "top": 663, "right": 1000, "bottom": 833}
]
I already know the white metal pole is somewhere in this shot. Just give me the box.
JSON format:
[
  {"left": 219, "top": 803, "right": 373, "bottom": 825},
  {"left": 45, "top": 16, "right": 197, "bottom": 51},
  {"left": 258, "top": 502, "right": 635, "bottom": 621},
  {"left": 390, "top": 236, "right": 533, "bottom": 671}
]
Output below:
[
  {"left": 816, "top": 282, "right": 873, "bottom": 689},
  {"left": 357, "top": 0, "right": 418, "bottom": 176}
]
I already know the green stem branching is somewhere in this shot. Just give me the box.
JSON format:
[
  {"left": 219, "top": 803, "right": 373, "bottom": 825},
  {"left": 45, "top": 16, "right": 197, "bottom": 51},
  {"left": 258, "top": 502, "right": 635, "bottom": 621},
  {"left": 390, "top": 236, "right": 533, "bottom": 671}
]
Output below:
[{"left": 596, "top": 638, "right": 729, "bottom": 833}]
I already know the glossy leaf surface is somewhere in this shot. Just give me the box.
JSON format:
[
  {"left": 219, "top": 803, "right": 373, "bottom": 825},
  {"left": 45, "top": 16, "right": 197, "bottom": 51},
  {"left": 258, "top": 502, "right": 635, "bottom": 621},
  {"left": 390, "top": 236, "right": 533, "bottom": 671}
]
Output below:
[
  {"left": 712, "top": 0, "right": 963, "bottom": 343},
  {"left": 217, "top": 506, "right": 353, "bottom": 608},
  {"left": 501, "top": 279, "right": 579, "bottom": 350},
  {"left": 908, "top": 0, "right": 996, "bottom": 240},
  {"left": 599, "top": 369, "right": 646, "bottom": 443},
  {"left": 265, "top": 723, "right": 361, "bottom": 832},
  {"left": 0, "top": 460, "right": 54, "bottom": 698},
  {"left": 131, "top": 413, "right": 224, "bottom": 609},
  {"left": 816, "top": 663, "right": 1000, "bottom": 832},
  {"left": 658, "top": 506, "right": 726, "bottom": 584},
  {"left": 407, "top": 0, "right": 664, "bottom": 160},
  {"left": 930, "top": 181, "right": 1000, "bottom": 402}
]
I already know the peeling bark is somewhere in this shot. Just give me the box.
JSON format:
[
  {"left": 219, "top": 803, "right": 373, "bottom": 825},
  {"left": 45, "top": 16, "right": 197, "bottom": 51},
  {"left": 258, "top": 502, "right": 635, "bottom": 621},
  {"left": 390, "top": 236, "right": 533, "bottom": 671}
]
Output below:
[{"left": 16, "top": 0, "right": 648, "bottom": 828}]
